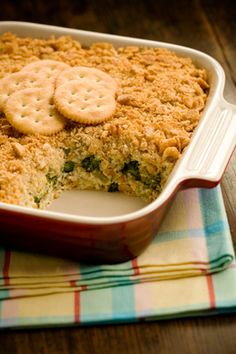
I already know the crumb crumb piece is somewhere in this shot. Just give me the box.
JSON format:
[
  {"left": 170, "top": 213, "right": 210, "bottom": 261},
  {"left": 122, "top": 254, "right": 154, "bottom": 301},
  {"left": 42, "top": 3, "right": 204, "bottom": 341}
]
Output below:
[{"left": 11, "top": 141, "right": 26, "bottom": 158}]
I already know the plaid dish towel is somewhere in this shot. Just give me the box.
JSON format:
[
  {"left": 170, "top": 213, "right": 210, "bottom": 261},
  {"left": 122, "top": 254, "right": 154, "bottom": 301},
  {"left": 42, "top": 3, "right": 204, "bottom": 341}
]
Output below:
[{"left": 0, "top": 187, "right": 235, "bottom": 328}]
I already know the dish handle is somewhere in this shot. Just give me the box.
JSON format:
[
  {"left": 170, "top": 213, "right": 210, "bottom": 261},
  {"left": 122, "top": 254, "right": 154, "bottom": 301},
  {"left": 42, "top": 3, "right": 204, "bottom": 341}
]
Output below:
[{"left": 180, "top": 99, "right": 236, "bottom": 188}]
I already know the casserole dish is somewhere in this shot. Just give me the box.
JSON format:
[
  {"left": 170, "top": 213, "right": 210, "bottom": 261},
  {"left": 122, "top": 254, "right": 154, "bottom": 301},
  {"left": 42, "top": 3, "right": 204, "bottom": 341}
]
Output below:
[{"left": 0, "top": 21, "right": 235, "bottom": 263}]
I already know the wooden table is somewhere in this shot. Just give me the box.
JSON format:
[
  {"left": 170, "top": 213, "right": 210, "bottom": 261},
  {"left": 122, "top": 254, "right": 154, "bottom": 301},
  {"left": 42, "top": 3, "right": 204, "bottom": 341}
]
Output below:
[{"left": 0, "top": 0, "right": 236, "bottom": 353}]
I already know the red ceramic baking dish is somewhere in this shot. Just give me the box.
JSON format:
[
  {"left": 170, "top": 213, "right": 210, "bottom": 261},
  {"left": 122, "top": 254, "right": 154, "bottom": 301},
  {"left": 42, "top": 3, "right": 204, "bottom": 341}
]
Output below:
[{"left": 0, "top": 21, "right": 236, "bottom": 263}]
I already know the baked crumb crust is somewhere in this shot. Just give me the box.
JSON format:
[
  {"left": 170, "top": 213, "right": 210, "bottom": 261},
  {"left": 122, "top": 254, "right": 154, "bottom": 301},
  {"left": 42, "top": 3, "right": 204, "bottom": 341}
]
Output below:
[{"left": 0, "top": 32, "right": 209, "bottom": 207}]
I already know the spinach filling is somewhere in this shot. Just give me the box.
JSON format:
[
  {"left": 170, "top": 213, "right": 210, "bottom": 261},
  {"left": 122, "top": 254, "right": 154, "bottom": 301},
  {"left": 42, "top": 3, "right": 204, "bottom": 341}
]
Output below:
[
  {"left": 121, "top": 159, "right": 162, "bottom": 190},
  {"left": 46, "top": 173, "right": 58, "bottom": 185},
  {"left": 63, "top": 160, "right": 75, "bottom": 173},
  {"left": 81, "top": 155, "right": 101, "bottom": 172},
  {"left": 33, "top": 195, "right": 41, "bottom": 206},
  {"left": 144, "top": 172, "right": 162, "bottom": 190},
  {"left": 121, "top": 160, "right": 141, "bottom": 181},
  {"left": 108, "top": 182, "right": 119, "bottom": 192}
]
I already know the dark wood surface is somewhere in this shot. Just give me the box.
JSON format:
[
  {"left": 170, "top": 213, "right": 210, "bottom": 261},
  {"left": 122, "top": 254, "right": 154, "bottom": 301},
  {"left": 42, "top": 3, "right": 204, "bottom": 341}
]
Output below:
[{"left": 0, "top": 0, "right": 236, "bottom": 353}]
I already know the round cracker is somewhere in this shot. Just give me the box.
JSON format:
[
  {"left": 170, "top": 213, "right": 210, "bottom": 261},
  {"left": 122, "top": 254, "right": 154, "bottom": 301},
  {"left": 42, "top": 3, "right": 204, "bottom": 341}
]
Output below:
[
  {"left": 5, "top": 87, "right": 66, "bottom": 135},
  {"left": 21, "top": 59, "right": 70, "bottom": 82},
  {"left": 0, "top": 71, "right": 49, "bottom": 111},
  {"left": 54, "top": 80, "right": 116, "bottom": 125},
  {"left": 56, "top": 66, "right": 117, "bottom": 95}
]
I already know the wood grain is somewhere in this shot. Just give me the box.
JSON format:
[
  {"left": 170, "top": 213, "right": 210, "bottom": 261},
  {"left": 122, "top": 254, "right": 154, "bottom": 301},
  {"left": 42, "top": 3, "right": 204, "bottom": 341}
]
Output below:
[{"left": 0, "top": 0, "right": 236, "bottom": 353}]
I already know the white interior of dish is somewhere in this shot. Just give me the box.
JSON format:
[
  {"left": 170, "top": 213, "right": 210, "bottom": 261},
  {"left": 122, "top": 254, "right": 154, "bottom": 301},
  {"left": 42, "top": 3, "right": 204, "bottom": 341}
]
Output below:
[
  {"left": 49, "top": 190, "right": 148, "bottom": 216},
  {"left": 0, "top": 21, "right": 226, "bottom": 221}
]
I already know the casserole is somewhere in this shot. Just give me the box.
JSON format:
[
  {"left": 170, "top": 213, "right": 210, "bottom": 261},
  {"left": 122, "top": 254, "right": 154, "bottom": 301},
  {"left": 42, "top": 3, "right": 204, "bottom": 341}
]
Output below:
[{"left": 0, "top": 21, "right": 235, "bottom": 263}]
